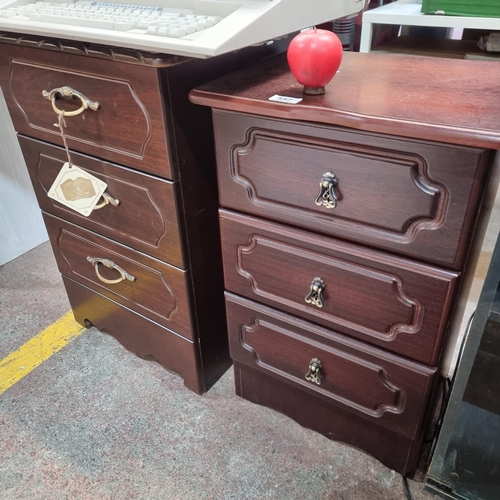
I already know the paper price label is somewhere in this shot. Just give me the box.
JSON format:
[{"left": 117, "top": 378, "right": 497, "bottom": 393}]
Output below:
[
  {"left": 269, "top": 94, "right": 303, "bottom": 104},
  {"left": 47, "top": 162, "right": 107, "bottom": 217}
]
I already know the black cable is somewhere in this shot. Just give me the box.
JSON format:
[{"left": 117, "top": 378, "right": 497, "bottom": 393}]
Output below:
[
  {"left": 425, "top": 376, "right": 451, "bottom": 443},
  {"left": 402, "top": 475, "right": 413, "bottom": 500}
]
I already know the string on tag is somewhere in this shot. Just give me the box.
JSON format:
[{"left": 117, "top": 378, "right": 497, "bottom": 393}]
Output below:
[{"left": 54, "top": 112, "right": 74, "bottom": 167}]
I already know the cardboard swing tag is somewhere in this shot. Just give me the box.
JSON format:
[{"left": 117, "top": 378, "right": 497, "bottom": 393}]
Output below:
[{"left": 48, "top": 162, "right": 107, "bottom": 217}]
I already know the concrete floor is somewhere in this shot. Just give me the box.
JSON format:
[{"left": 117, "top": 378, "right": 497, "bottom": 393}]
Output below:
[{"left": 0, "top": 242, "right": 437, "bottom": 500}]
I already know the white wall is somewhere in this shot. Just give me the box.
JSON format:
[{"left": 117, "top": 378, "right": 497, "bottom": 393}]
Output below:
[{"left": 0, "top": 88, "right": 47, "bottom": 266}]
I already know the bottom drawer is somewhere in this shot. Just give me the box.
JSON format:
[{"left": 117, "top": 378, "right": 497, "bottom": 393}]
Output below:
[
  {"left": 63, "top": 276, "right": 204, "bottom": 394},
  {"left": 234, "top": 361, "right": 424, "bottom": 477},
  {"left": 226, "top": 293, "right": 436, "bottom": 441}
]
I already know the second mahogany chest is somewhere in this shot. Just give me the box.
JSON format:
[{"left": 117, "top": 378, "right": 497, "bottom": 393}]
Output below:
[{"left": 190, "top": 51, "right": 500, "bottom": 474}]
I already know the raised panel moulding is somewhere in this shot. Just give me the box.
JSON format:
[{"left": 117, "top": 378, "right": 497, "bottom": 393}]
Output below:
[
  {"left": 230, "top": 128, "right": 448, "bottom": 243},
  {"left": 10, "top": 60, "right": 152, "bottom": 159},
  {"left": 239, "top": 317, "right": 407, "bottom": 419},
  {"left": 236, "top": 235, "right": 424, "bottom": 342},
  {"left": 57, "top": 229, "right": 178, "bottom": 320},
  {"left": 36, "top": 154, "right": 167, "bottom": 248}
]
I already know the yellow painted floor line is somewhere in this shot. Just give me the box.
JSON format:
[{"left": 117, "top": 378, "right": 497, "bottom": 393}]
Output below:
[{"left": 0, "top": 311, "right": 86, "bottom": 395}]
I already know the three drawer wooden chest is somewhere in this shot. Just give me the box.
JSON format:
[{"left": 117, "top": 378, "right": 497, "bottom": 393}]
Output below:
[
  {"left": 0, "top": 32, "right": 286, "bottom": 394},
  {"left": 190, "top": 51, "right": 500, "bottom": 473}
]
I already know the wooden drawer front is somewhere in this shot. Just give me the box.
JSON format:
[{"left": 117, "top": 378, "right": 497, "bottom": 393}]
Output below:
[
  {"left": 220, "top": 210, "right": 459, "bottom": 365},
  {"left": 214, "top": 111, "right": 489, "bottom": 268},
  {"left": 19, "top": 136, "right": 185, "bottom": 268},
  {"left": 44, "top": 213, "right": 194, "bottom": 340},
  {"left": 226, "top": 293, "right": 436, "bottom": 440},
  {"left": 0, "top": 45, "right": 173, "bottom": 179}
]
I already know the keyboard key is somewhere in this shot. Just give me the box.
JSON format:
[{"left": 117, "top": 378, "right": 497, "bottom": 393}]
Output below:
[
  {"left": 168, "top": 28, "right": 187, "bottom": 37},
  {"left": 39, "top": 13, "right": 115, "bottom": 29},
  {"left": 114, "top": 21, "right": 135, "bottom": 30}
]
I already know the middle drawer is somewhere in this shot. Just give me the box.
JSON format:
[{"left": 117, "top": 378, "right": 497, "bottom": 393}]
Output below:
[
  {"left": 20, "top": 136, "right": 185, "bottom": 268},
  {"left": 43, "top": 212, "right": 194, "bottom": 340},
  {"left": 220, "top": 209, "right": 459, "bottom": 365}
]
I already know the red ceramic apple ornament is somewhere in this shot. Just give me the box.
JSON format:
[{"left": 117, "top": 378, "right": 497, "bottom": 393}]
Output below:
[{"left": 287, "top": 29, "right": 343, "bottom": 95}]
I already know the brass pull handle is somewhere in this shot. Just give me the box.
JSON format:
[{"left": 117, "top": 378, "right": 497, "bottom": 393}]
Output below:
[
  {"left": 315, "top": 171, "right": 339, "bottom": 209},
  {"left": 305, "top": 277, "right": 325, "bottom": 308},
  {"left": 92, "top": 192, "right": 120, "bottom": 211},
  {"left": 305, "top": 358, "right": 322, "bottom": 386},
  {"left": 87, "top": 256, "right": 136, "bottom": 285},
  {"left": 42, "top": 86, "right": 100, "bottom": 117}
]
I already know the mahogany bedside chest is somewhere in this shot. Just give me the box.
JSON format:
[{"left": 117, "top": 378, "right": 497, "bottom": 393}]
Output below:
[
  {"left": 0, "top": 32, "right": 285, "bottom": 394},
  {"left": 190, "top": 52, "right": 500, "bottom": 474}
]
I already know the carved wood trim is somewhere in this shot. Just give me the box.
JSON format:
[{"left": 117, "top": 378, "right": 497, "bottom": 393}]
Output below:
[
  {"left": 10, "top": 60, "right": 153, "bottom": 160},
  {"left": 58, "top": 229, "right": 179, "bottom": 320},
  {"left": 0, "top": 31, "right": 184, "bottom": 67},
  {"left": 230, "top": 127, "right": 448, "bottom": 243},
  {"left": 239, "top": 316, "right": 407, "bottom": 418},
  {"left": 235, "top": 234, "right": 425, "bottom": 342},
  {"left": 36, "top": 154, "right": 168, "bottom": 249}
]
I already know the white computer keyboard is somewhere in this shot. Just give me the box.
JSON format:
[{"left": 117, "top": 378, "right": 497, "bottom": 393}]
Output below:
[
  {"left": 1, "top": 1, "right": 223, "bottom": 38},
  {"left": 0, "top": 0, "right": 369, "bottom": 58}
]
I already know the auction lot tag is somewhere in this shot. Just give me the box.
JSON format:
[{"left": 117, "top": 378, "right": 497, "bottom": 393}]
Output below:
[
  {"left": 48, "top": 162, "right": 107, "bottom": 217},
  {"left": 269, "top": 94, "right": 303, "bottom": 104}
]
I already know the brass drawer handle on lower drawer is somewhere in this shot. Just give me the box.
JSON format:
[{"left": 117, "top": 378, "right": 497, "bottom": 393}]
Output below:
[
  {"left": 305, "top": 358, "right": 322, "bottom": 386},
  {"left": 42, "top": 86, "right": 100, "bottom": 117},
  {"left": 305, "top": 277, "right": 325, "bottom": 308},
  {"left": 93, "top": 192, "right": 120, "bottom": 211},
  {"left": 315, "top": 171, "right": 339, "bottom": 209},
  {"left": 87, "top": 256, "right": 136, "bottom": 285}
]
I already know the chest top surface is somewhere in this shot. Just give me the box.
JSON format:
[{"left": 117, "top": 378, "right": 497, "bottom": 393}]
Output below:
[{"left": 190, "top": 52, "right": 500, "bottom": 150}]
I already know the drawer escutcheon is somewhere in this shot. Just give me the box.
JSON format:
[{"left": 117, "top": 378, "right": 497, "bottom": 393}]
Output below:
[
  {"left": 304, "top": 277, "right": 326, "bottom": 308},
  {"left": 305, "top": 358, "right": 323, "bottom": 385},
  {"left": 315, "top": 171, "right": 339, "bottom": 209}
]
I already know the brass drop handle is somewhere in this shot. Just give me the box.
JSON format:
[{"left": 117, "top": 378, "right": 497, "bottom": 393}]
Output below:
[
  {"left": 305, "top": 277, "right": 326, "bottom": 308},
  {"left": 305, "top": 358, "right": 322, "bottom": 386},
  {"left": 87, "top": 256, "right": 136, "bottom": 285},
  {"left": 42, "top": 86, "right": 100, "bottom": 117},
  {"left": 92, "top": 192, "right": 120, "bottom": 211},
  {"left": 315, "top": 171, "right": 339, "bottom": 209}
]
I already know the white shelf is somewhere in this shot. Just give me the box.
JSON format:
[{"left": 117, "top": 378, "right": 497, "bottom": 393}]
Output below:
[{"left": 360, "top": 0, "right": 500, "bottom": 52}]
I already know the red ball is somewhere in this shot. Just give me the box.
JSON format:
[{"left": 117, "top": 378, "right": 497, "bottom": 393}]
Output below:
[{"left": 287, "top": 29, "right": 343, "bottom": 94}]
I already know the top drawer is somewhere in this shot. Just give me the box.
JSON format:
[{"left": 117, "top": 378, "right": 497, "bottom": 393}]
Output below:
[
  {"left": 0, "top": 44, "right": 174, "bottom": 179},
  {"left": 214, "top": 111, "right": 490, "bottom": 268}
]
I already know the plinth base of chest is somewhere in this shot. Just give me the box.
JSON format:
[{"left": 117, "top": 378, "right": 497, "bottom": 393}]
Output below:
[{"left": 63, "top": 276, "right": 232, "bottom": 395}]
